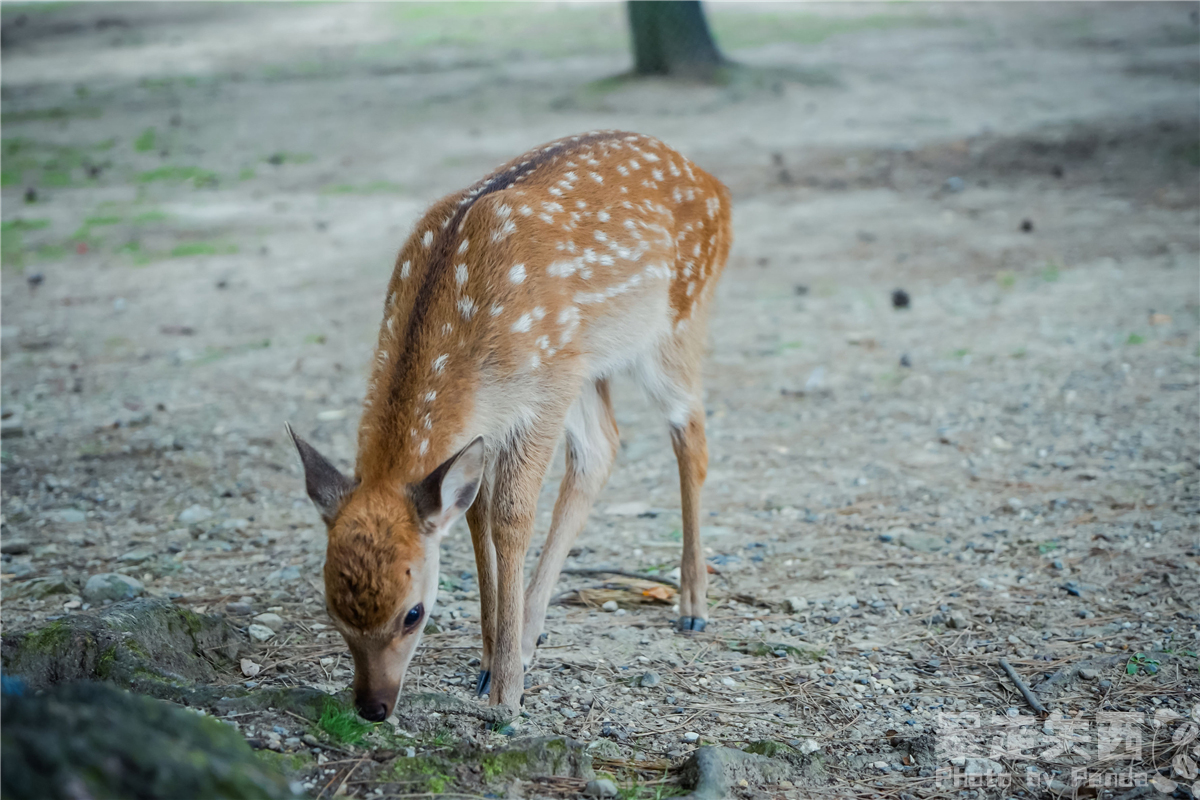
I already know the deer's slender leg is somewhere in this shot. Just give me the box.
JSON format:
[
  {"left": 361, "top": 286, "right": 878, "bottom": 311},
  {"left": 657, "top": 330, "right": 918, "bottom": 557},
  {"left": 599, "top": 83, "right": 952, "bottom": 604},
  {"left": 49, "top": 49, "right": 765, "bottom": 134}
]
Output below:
[
  {"left": 466, "top": 478, "right": 497, "bottom": 696},
  {"left": 521, "top": 380, "right": 619, "bottom": 668},
  {"left": 671, "top": 404, "right": 709, "bottom": 631},
  {"left": 488, "top": 425, "right": 561, "bottom": 708}
]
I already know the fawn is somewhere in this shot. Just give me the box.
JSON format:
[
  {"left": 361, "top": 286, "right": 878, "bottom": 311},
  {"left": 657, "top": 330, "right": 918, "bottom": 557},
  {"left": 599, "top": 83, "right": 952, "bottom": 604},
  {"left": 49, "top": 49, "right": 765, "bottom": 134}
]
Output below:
[{"left": 288, "top": 130, "right": 732, "bottom": 718}]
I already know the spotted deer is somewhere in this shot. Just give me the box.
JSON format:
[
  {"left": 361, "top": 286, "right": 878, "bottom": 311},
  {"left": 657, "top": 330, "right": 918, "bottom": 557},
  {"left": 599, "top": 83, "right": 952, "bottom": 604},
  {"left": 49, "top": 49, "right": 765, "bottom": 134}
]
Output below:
[{"left": 288, "top": 130, "right": 732, "bottom": 718}]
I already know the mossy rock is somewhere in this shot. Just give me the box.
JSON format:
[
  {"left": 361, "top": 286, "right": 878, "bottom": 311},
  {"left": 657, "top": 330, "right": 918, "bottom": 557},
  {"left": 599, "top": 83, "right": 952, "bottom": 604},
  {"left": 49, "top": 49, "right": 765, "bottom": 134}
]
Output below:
[
  {"left": 480, "top": 736, "right": 594, "bottom": 784},
  {"left": 1, "top": 600, "right": 242, "bottom": 699},
  {"left": 0, "top": 681, "right": 301, "bottom": 800},
  {"left": 679, "top": 746, "right": 792, "bottom": 800},
  {"left": 744, "top": 739, "right": 799, "bottom": 759},
  {"left": 384, "top": 752, "right": 459, "bottom": 794}
]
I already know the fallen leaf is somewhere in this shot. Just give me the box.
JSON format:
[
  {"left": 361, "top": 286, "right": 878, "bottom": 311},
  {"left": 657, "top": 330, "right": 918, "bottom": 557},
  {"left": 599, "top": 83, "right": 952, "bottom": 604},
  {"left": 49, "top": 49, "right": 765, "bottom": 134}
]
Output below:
[
  {"left": 1149, "top": 775, "right": 1176, "bottom": 795},
  {"left": 642, "top": 585, "right": 674, "bottom": 601},
  {"left": 1150, "top": 313, "right": 1172, "bottom": 326},
  {"left": 240, "top": 658, "right": 261, "bottom": 678}
]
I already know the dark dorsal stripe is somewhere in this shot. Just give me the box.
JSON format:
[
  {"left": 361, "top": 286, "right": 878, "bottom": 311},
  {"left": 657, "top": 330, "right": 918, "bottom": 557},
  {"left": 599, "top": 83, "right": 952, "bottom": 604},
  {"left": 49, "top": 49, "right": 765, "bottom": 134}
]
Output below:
[{"left": 383, "top": 131, "right": 626, "bottom": 425}]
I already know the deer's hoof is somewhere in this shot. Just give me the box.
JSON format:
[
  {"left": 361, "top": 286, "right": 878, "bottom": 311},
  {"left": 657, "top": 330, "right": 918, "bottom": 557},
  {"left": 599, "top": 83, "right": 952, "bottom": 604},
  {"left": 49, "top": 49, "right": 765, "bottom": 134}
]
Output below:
[
  {"left": 475, "top": 670, "right": 491, "bottom": 697},
  {"left": 676, "top": 616, "right": 707, "bottom": 632},
  {"left": 536, "top": 632, "right": 548, "bottom": 647}
]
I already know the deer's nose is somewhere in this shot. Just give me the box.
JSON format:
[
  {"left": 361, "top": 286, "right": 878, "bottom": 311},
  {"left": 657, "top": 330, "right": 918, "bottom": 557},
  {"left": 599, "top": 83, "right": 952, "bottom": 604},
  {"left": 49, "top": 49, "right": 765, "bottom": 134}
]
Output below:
[{"left": 357, "top": 699, "right": 388, "bottom": 722}]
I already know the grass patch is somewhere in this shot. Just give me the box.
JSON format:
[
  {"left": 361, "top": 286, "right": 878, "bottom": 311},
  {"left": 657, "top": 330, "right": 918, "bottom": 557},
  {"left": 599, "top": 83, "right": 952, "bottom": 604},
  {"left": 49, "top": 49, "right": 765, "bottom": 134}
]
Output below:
[
  {"left": 170, "top": 241, "right": 237, "bottom": 258},
  {"left": 238, "top": 168, "right": 256, "bottom": 181},
  {"left": 132, "top": 210, "right": 170, "bottom": 223},
  {"left": 134, "top": 127, "right": 157, "bottom": 153},
  {"left": 4, "top": 106, "right": 102, "bottom": 123},
  {"left": 316, "top": 705, "right": 373, "bottom": 746},
  {"left": 84, "top": 215, "right": 123, "bottom": 227},
  {"left": 321, "top": 180, "right": 406, "bottom": 195},
  {"left": 1126, "top": 333, "right": 1145, "bottom": 345},
  {"left": 995, "top": 270, "right": 1017, "bottom": 289},
  {"left": 2, "top": 219, "right": 50, "bottom": 233},
  {"left": 136, "top": 166, "right": 219, "bottom": 187}
]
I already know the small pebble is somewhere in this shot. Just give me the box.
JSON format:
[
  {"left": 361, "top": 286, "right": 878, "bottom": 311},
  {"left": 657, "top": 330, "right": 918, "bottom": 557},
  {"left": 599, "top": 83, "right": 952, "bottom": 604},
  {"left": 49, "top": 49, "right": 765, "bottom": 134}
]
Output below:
[
  {"left": 601, "top": 600, "right": 619, "bottom": 612},
  {"left": 584, "top": 778, "right": 618, "bottom": 798},
  {"left": 639, "top": 671, "right": 660, "bottom": 688},
  {"left": 682, "top": 732, "right": 700, "bottom": 743}
]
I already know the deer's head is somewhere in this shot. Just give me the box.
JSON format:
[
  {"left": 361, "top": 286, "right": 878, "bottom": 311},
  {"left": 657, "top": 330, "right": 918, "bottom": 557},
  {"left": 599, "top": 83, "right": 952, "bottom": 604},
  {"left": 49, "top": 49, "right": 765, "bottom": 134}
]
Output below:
[{"left": 287, "top": 425, "right": 483, "bottom": 721}]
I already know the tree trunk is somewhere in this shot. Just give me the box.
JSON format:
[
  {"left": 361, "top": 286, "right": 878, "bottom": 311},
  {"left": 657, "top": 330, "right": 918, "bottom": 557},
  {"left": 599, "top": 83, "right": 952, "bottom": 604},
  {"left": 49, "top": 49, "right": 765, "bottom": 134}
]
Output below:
[{"left": 627, "top": 1, "right": 726, "bottom": 80}]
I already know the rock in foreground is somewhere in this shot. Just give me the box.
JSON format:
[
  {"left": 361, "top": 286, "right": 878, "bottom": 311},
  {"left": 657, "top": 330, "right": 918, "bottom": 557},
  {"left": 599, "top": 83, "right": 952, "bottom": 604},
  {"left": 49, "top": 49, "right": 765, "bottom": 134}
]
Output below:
[{"left": 0, "top": 681, "right": 301, "bottom": 800}]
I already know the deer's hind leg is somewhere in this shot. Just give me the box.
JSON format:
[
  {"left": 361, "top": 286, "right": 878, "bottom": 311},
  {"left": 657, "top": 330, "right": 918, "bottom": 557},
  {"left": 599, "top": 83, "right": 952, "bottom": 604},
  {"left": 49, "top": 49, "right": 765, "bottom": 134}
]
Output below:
[
  {"left": 466, "top": 474, "right": 498, "bottom": 696},
  {"left": 636, "top": 332, "right": 711, "bottom": 632}
]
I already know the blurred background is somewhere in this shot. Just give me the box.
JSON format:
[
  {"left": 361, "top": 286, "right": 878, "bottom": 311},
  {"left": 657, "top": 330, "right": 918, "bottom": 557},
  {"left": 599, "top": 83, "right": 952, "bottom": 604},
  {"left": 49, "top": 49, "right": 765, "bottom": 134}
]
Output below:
[{"left": 1, "top": 3, "right": 1198, "bottom": 799}]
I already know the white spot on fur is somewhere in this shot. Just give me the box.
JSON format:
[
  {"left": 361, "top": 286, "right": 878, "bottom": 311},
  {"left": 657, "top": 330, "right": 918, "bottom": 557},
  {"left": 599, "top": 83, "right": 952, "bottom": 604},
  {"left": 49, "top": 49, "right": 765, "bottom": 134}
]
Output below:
[
  {"left": 458, "top": 239, "right": 469, "bottom": 254},
  {"left": 531, "top": 306, "right": 546, "bottom": 320},
  {"left": 508, "top": 263, "right": 527, "bottom": 284},
  {"left": 589, "top": 172, "right": 603, "bottom": 183},
  {"left": 424, "top": 391, "right": 437, "bottom": 403},
  {"left": 419, "top": 439, "right": 429, "bottom": 455},
  {"left": 458, "top": 297, "right": 477, "bottom": 319},
  {"left": 455, "top": 264, "right": 468, "bottom": 285},
  {"left": 422, "top": 231, "right": 433, "bottom": 247},
  {"left": 594, "top": 230, "right": 608, "bottom": 243},
  {"left": 597, "top": 210, "right": 610, "bottom": 222},
  {"left": 489, "top": 304, "right": 504, "bottom": 317},
  {"left": 432, "top": 354, "right": 448, "bottom": 373},
  {"left": 519, "top": 205, "right": 533, "bottom": 216},
  {"left": 512, "top": 314, "right": 533, "bottom": 333},
  {"left": 400, "top": 260, "right": 411, "bottom": 279}
]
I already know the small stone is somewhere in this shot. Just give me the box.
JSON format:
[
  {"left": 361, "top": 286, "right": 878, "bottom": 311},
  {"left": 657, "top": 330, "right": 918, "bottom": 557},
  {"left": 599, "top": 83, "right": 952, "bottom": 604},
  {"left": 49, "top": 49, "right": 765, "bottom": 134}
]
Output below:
[
  {"left": 558, "top": 707, "right": 578, "bottom": 719},
  {"left": 1079, "top": 668, "right": 1099, "bottom": 680},
  {"left": 1, "top": 414, "right": 24, "bottom": 438},
  {"left": 601, "top": 600, "right": 619, "bottom": 612},
  {"left": 947, "top": 612, "right": 969, "bottom": 630},
  {"left": 82, "top": 573, "right": 144, "bottom": 603},
  {"left": 894, "top": 528, "right": 945, "bottom": 553},
  {"left": 0, "top": 539, "right": 31, "bottom": 555},
  {"left": 117, "top": 547, "right": 155, "bottom": 564},
  {"left": 721, "top": 677, "right": 736, "bottom": 687},
  {"left": 976, "top": 578, "right": 994, "bottom": 590},
  {"left": 584, "top": 778, "right": 618, "bottom": 798},
  {"left": 784, "top": 596, "right": 807, "bottom": 613},
  {"left": 302, "top": 734, "right": 321, "bottom": 747},
  {"left": 891, "top": 289, "right": 911, "bottom": 309},
  {"left": 248, "top": 624, "right": 275, "bottom": 642},
  {"left": 253, "top": 613, "right": 285, "bottom": 629},
  {"left": 50, "top": 509, "right": 87, "bottom": 524},
  {"left": 266, "top": 565, "right": 301, "bottom": 584},
  {"left": 1053, "top": 456, "right": 1075, "bottom": 469},
  {"left": 682, "top": 732, "right": 700, "bottom": 743},
  {"left": 177, "top": 505, "right": 213, "bottom": 525},
  {"left": 240, "top": 659, "right": 261, "bottom": 678},
  {"left": 225, "top": 602, "right": 254, "bottom": 615},
  {"left": 832, "top": 594, "right": 858, "bottom": 609},
  {"left": 944, "top": 176, "right": 965, "bottom": 192},
  {"left": 639, "top": 671, "right": 660, "bottom": 688},
  {"left": 799, "top": 739, "right": 820, "bottom": 754}
]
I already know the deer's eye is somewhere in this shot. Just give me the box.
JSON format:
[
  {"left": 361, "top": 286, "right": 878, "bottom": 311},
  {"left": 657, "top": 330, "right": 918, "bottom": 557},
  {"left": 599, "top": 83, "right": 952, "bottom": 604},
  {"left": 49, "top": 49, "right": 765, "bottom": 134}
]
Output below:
[{"left": 402, "top": 604, "right": 424, "bottom": 632}]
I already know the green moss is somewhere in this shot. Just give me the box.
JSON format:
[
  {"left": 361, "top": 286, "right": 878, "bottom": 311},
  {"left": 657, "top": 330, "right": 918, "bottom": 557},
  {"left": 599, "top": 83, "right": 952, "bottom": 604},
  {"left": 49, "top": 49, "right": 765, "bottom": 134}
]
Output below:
[
  {"left": 480, "top": 749, "right": 529, "bottom": 782},
  {"left": 132, "top": 210, "right": 169, "bottom": 223},
  {"left": 387, "top": 756, "right": 454, "bottom": 792},
  {"left": 744, "top": 740, "right": 798, "bottom": 758},
  {"left": 95, "top": 645, "right": 119, "bottom": 679},
  {"left": 2, "top": 219, "right": 50, "bottom": 232},
  {"left": 84, "top": 215, "right": 122, "bottom": 227},
  {"left": 22, "top": 620, "right": 71, "bottom": 654}
]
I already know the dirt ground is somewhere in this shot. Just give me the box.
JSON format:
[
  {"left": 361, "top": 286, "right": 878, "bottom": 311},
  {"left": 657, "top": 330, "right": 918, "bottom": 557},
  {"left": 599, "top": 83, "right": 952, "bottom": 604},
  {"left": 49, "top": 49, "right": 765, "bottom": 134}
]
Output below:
[{"left": 2, "top": 3, "right": 1199, "bottom": 798}]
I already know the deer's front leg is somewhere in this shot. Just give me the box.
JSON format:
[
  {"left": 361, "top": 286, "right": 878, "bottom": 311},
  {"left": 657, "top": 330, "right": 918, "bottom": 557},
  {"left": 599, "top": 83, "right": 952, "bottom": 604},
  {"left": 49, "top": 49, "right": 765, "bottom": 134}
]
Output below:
[
  {"left": 671, "top": 407, "right": 709, "bottom": 632},
  {"left": 466, "top": 487, "right": 497, "bottom": 697},
  {"left": 488, "top": 431, "right": 557, "bottom": 708}
]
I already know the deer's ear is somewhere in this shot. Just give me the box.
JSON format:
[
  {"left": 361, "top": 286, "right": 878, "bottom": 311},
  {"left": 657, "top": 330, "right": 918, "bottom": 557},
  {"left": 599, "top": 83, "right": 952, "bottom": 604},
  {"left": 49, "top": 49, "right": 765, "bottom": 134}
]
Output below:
[
  {"left": 286, "top": 423, "right": 356, "bottom": 525},
  {"left": 411, "top": 436, "right": 484, "bottom": 535}
]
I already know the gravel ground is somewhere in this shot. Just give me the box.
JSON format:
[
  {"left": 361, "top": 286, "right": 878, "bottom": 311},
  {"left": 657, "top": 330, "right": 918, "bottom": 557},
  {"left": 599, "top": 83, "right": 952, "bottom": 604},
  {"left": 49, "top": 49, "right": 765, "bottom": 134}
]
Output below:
[{"left": 2, "top": 3, "right": 1198, "bottom": 798}]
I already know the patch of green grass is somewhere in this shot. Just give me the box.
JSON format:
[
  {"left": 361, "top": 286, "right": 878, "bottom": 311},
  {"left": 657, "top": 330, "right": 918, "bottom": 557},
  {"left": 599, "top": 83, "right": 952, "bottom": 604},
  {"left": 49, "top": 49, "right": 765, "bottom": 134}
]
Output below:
[
  {"left": 952, "top": 348, "right": 970, "bottom": 358},
  {"left": 132, "top": 210, "right": 170, "bottom": 223},
  {"left": 2, "top": 229, "right": 26, "bottom": 269},
  {"left": 995, "top": 270, "right": 1017, "bottom": 289},
  {"left": 238, "top": 167, "right": 256, "bottom": 181},
  {"left": 709, "top": 9, "right": 945, "bottom": 49},
  {"left": 1126, "top": 333, "right": 1145, "bottom": 345},
  {"left": 304, "top": 333, "right": 327, "bottom": 345},
  {"left": 1, "top": 219, "right": 50, "bottom": 233},
  {"left": 1010, "top": 347, "right": 1027, "bottom": 359},
  {"left": 136, "top": 166, "right": 219, "bottom": 186},
  {"left": 320, "top": 180, "right": 406, "bottom": 195},
  {"left": 1037, "top": 541, "right": 1059, "bottom": 554},
  {"left": 134, "top": 127, "right": 157, "bottom": 153},
  {"left": 4, "top": 106, "right": 102, "bottom": 123},
  {"left": 84, "top": 215, "right": 122, "bottom": 227},
  {"left": 193, "top": 339, "right": 271, "bottom": 366},
  {"left": 316, "top": 705, "right": 373, "bottom": 746},
  {"left": 170, "top": 241, "right": 237, "bottom": 258},
  {"left": 265, "top": 152, "right": 315, "bottom": 165}
]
